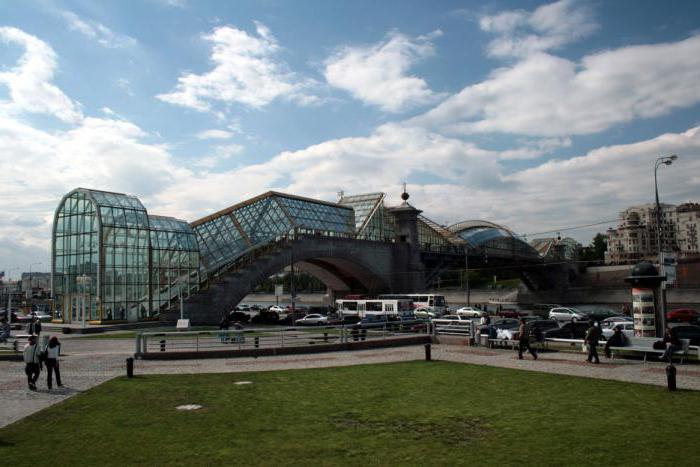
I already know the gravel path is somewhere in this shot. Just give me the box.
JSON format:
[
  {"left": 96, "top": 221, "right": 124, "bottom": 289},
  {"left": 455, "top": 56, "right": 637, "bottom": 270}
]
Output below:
[{"left": 2, "top": 338, "right": 698, "bottom": 429}]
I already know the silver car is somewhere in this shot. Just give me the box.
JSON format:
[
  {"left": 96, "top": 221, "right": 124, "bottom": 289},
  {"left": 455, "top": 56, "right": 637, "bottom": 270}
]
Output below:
[{"left": 548, "top": 307, "right": 589, "bottom": 323}]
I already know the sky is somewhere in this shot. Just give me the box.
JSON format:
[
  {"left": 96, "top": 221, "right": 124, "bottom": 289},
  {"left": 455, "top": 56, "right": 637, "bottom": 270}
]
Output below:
[{"left": 1, "top": 0, "right": 700, "bottom": 279}]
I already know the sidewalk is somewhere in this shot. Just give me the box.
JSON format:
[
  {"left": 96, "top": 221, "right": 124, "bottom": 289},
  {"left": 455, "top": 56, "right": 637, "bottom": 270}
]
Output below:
[{"left": 1, "top": 338, "right": 697, "bottom": 429}]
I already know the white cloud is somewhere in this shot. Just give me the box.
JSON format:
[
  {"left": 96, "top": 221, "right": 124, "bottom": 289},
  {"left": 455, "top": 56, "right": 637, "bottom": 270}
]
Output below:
[
  {"left": 324, "top": 30, "right": 443, "bottom": 112},
  {"left": 480, "top": 0, "right": 598, "bottom": 58},
  {"left": 0, "top": 27, "right": 83, "bottom": 123},
  {"left": 60, "top": 11, "right": 137, "bottom": 48},
  {"left": 157, "top": 22, "right": 318, "bottom": 111},
  {"left": 412, "top": 34, "right": 700, "bottom": 137},
  {"left": 196, "top": 129, "right": 234, "bottom": 140}
]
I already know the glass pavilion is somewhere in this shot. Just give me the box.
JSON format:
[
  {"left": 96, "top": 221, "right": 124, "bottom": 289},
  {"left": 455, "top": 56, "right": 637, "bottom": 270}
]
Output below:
[{"left": 51, "top": 188, "right": 199, "bottom": 323}]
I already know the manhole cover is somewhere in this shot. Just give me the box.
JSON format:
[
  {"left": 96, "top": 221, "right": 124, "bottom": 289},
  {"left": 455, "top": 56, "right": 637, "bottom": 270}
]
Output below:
[
  {"left": 176, "top": 404, "right": 204, "bottom": 411},
  {"left": 234, "top": 381, "right": 253, "bottom": 385}
]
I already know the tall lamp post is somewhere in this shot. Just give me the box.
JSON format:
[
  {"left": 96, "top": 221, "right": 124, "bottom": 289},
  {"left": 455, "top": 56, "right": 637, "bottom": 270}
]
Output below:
[
  {"left": 4, "top": 267, "right": 19, "bottom": 326},
  {"left": 654, "top": 154, "right": 678, "bottom": 333},
  {"left": 464, "top": 245, "right": 470, "bottom": 307}
]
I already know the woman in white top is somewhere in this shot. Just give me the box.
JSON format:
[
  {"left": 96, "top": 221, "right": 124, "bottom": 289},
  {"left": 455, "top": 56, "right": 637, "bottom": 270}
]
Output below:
[{"left": 45, "top": 336, "right": 63, "bottom": 390}]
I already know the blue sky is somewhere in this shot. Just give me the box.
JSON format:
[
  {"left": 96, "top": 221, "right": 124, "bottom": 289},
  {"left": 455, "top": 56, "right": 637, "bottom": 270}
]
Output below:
[{"left": 1, "top": 0, "right": 700, "bottom": 278}]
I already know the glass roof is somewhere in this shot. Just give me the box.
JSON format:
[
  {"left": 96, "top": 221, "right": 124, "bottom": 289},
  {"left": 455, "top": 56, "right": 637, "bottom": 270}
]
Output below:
[
  {"left": 339, "top": 193, "right": 384, "bottom": 233},
  {"left": 191, "top": 191, "right": 355, "bottom": 275}
]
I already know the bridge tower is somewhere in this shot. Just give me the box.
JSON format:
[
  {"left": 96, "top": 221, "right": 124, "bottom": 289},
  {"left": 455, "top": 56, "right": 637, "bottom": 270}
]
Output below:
[{"left": 387, "top": 190, "right": 426, "bottom": 292}]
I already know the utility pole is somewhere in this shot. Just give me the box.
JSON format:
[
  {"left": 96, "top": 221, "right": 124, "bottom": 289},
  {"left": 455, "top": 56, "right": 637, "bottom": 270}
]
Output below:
[{"left": 464, "top": 246, "right": 470, "bottom": 307}]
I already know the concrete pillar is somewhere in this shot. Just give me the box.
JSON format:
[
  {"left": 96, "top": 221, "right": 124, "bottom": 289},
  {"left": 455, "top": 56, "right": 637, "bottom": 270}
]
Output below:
[{"left": 387, "top": 192, "right": 425, "bottom": 292}]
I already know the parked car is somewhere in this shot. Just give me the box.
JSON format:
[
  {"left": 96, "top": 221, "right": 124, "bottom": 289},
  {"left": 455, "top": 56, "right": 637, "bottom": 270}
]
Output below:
[
  {"left": 542, "top": 321, "right": 591, "bottom": 339},
  {"left": 478, "top": 317, "right": 520, "bottom": 336},
  {"left": 579, "top": 307, "right": 625, "bottom": 323},
  {"left": 497, "top": 309, "right": 527, "bottom": 319},
  {"left": 268, "top": 305, "right": 286, "bottom": 314},
  {"left": 414, "top": 307, "right": 436, "bottom": 319},
  {"left": 251, "top": 309, "right": 280, "bottom": 324},
  {"left": 455, "top": 307, "right": 486, "bottom": 318},
  {"left": 227, "top": 311, "right": 251, "bottom": 323},
  {"left": 670, "top": 325, "right": 700, "bottom": 345},
  {"left": 548, "top": 307, "right": 589, "bottom": 323},
  {"left": 667, "top": 308, "right": 700, "bottom": 324},
  {"left": 601, "top": 316, "right": 632, "bottom": 325},
  {"left": 295, "top": 314, "right": 329, "bottom": 326},
  {"left": 235, "top": 304, "right": 252, "bottom": 312},
  {"left": 433, "top": 315, "right": 474, "bottom": 325},
  {"left": 29, "top": 311, "right": 53, "bottom": 322},
  {"left": 601, "top": 322, "right": 635, "bottom": 340}
]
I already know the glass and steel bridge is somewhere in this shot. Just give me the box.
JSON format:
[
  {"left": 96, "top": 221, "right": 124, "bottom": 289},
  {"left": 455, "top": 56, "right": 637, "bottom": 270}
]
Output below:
[{"left": 51, "top": 188, "right": 549, "bottom": 324}]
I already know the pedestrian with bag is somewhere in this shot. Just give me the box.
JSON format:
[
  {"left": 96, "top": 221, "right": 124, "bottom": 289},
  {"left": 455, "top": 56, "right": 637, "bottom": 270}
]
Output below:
[
  {"left": 44, "top": 336, "right": 63, "bottom": 390},
  {"left": 23, "top": 335, "right": 41, "bottom": 391},
  {"left": 0, "top": 317, "right": 11, "bottom": 343},
  {"left": 517, "top": 318, "right": 537, "bottom": 360},
  {"left": 584, "top": 321, "right": 601, "bottom": 364},
  {"left": 660, "top": 327, "right": 681, "bottom": 362}
]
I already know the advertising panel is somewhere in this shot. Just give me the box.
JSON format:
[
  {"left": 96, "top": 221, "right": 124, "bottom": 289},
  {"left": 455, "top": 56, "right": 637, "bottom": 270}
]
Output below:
[{"left": 631, "top": 287, "right": 656, "bottom": 337}]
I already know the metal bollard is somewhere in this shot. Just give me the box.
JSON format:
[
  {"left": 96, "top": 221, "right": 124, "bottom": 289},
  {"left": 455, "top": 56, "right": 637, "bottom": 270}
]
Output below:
[
  {"left": 126, "top": 357, "right": 134, "bottom": 378},
  {"left": 666, "top": 364, "right": 677, "bottom": 391},
  {"left": 324, "top": 332, "right": 328, "bottom": 343},
  {"left": 424, "top": 343, "right": 432, "bottom": 361},
  {"left": 254, "top": 336, "right": 259, "bottom": 349},
  {"left": 160, "top": 339, "right": 166, "bottom": 352}
]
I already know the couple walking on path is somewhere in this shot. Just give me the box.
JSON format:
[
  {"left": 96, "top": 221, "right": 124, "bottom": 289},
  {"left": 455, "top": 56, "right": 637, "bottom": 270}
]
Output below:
[{"left": 23, "top": 335, "right": 63, "bottom": 391}]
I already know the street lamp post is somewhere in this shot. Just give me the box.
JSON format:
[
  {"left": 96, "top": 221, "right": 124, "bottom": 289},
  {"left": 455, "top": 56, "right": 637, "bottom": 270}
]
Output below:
[
  {"left": 654, "top": 154, "right": 678, "bottom": 334},
  {"left": 4, "top": 267, "right": 19, "bottom": 326},
  {"left": 464, "top": 246, "right": 470, "bottom": 307}
]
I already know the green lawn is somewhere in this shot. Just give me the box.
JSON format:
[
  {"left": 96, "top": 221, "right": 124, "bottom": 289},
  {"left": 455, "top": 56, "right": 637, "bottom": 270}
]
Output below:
[{"left": 2, "top": 361, "right": 699, "bottom": 466}]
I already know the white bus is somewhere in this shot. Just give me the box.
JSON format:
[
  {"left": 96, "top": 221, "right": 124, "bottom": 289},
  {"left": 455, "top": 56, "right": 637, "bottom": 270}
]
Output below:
[
  {"left": 378, "top": 294, "right": 448, "bottom": 316},
  {"left": 335, "top": 299, "right": 414, "bottom": 320}
]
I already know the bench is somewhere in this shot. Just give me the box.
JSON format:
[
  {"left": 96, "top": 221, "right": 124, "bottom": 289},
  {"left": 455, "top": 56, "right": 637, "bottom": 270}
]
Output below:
[
  {"left": 609, "top": 337, "right": 691, "bottom": 364},
  {"left": 488, "top": 338, "right": 518, "bottom": 350}
]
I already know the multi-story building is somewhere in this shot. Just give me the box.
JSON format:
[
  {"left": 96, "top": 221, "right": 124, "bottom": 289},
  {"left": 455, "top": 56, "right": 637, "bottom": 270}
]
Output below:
[{"left": 605, "top": 202, "right": 700, "bottom": 264}]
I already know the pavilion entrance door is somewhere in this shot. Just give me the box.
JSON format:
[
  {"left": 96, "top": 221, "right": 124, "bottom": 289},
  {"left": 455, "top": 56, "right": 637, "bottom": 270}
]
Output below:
[{"left": 62, "top": 294, "right": 82, "bottom": 324}]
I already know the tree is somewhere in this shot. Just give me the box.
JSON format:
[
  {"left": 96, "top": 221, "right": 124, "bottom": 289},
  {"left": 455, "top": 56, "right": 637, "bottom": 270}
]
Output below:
[{"left": 580, "top": 233, "right": 607, "bottom": 262}]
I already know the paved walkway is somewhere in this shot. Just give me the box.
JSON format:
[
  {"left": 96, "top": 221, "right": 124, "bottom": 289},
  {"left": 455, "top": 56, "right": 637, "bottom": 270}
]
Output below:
[{"left": 2, "top": 337, "right": 698, "bottom": 429}]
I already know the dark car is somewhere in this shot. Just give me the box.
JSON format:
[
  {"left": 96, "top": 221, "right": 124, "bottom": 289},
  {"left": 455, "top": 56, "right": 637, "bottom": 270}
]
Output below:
[
  {"left": 226, "top": 311, "right": 251, "bottom": 323},
  {"left": 497, "top": 309, "right": 527, "bottom": 319},
  {"left": 671, "top": 325, "right": 700, "bottom": 345},
  {"left": 583, "top": 309, "right": 625, "bottom": 323},
  {"left": 250, "top": 309, "right": 280, "bottom": 324},
  {"left": 542, "top": 322, "right": 591, "bottom": 339},
  {"left": 667, "top": 308, "right": 700, "bottom": 324}
]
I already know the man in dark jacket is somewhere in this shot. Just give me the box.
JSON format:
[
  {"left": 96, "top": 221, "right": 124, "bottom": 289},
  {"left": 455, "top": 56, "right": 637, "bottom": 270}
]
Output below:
[
  {"left": 584, "top": 321, "right": 601, "bottom": 364},
  {"left": 604, "top": 325, "right": 628, "bottom": 358},
  {"left": 517, "top": 319, "right": 537, "bottom": 360},
  {"left": 26, "top": 316, "right": 41, "bottom": 337}
]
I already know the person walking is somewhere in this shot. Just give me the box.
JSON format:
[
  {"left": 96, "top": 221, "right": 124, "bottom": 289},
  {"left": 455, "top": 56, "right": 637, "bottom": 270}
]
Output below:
[
  {"left": 218, "top": 316, "right": 230, "bottom": 343},
  {"left": 23, "top": 335, "right": 41, "bottom": 390},
  {"left": 44, "top": 336, "right": 63, "bottom": 390},
  {"left": 0, "top": 317, "right": 11, "bottom": 343},
  {"left": 26, "top": 315, "right": 42, "bottom": 337},
  {"left": 604, "top": 325, "right": 629, "bottom": 358},
  {"left": 517, "top": 318, "right": 537, "bottom": 360},
  {"left": 584, "top": 321, "right": 601, "bottom": 364}
]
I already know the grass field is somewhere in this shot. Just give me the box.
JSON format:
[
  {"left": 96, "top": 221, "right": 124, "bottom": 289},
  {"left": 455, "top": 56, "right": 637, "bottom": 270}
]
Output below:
[{"left": 2, "top": 361, "right": 699, "bottom": 466}]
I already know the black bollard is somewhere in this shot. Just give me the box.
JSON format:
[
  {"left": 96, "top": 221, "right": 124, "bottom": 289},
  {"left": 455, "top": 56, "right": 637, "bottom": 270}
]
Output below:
[
  {"left": 254, "top": 336, "right": 259, "bottom": 349},
  {"left": 160, "top": 339, "right": 166, "bottom": 352},
  {"left": 126, "top": 357, "right": 134, "bottom": 378},
  {"left": 666, "top": 364, "right": 677, "bottom": 391},
  {"left": 424, "top": 343, "right": 432, "bottom": 361}
]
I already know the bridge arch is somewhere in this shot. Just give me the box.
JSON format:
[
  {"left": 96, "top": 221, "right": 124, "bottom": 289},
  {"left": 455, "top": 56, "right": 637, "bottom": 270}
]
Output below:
[{"left": 186, "top": 235, "right": 396, "bottom": 323}]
